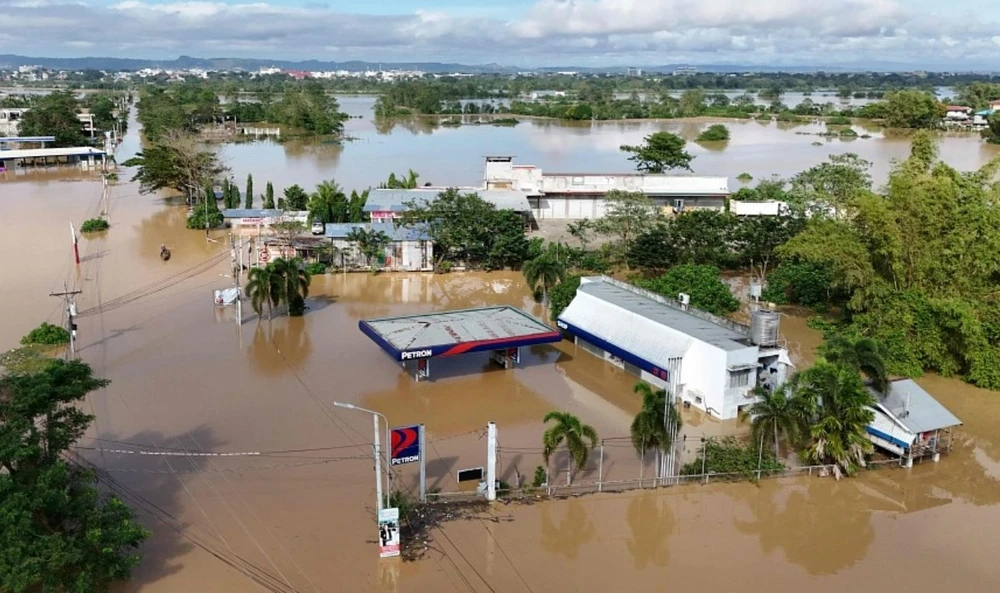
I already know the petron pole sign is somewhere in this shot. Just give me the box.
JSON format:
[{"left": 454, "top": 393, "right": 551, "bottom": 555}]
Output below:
[{"left": 390, "top": 425, "right": 422, "bottom": 466}]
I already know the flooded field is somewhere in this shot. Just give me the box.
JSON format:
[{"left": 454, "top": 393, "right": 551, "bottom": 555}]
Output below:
[
  {"left": 214, "top": 95, "right": 1000, "bottom": 196},
  {"left": 1, "top": 106, "right": 999, "bottom": 592}
]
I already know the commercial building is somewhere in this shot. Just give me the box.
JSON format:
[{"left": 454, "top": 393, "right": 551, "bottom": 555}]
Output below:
[
  {"left": 865, "top": 379, "right": 962, "bottom": 464},
  {"left": 0, "top": 107, "right": 98, "bottom": 137},
  {"left": 325, "top": 222, "right": 434, "bottom": 272},
  {"left": 360, "top": 306, "right": 562, "bottom": 380},
  {"left": 557, "top": 276, "right": 792, "bottom": 420},
  {"left": 362, "top": 188, "right": 533, "bottom": 224},
  {"left": 483, "top": 156, "right": 730, "bottom": 220}
]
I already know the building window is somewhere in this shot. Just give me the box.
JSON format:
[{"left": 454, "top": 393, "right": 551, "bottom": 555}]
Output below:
[
  {"left": 572, "top": 176, "right": 584, "bottom": 185},
  {"left": 729, "top": 369, "right": 751, "bottom": 388},
  {"left": 673, "top": 199, "right": 685, "bottom": 212}
]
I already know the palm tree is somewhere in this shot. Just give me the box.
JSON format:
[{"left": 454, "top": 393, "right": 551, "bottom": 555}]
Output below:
[
  {"left": 309, "top": 180, "right": 348, "bottom": 224},
  {"left": 820, "top": 336, "right": 888, "bottom": 394},
  {"left": 542, "top": 411, "right": 598, "bottom": 485},
  {"left": 523, "top": 254, "right": 566, "bottom": 311},
  {"left": 630, "top": 382, "right": 681, "bottom": 477},
  {"left": 270, "top": 258, "right": 311, "bottom": 316},
  {"left": 245, "top": 265, "right": 282, "bottom": 320},
  {"left": 796, "top": 362, "right": 876, "bottom": 476},
  {"left": 744, "top": 379, "right": 811, "bottom": 459}
]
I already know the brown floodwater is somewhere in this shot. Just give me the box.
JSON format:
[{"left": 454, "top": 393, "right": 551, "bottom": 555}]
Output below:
[{"left": 1, "top": 108, "right": 999, "bottom": 592}]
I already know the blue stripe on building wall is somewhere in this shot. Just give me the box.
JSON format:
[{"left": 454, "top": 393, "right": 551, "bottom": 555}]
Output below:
[
  {"left": 865, "top": 426, "right": 911, "bottom": 450},
  {"left": 557, "top": 318, "right": 670, "bottom": 383}
]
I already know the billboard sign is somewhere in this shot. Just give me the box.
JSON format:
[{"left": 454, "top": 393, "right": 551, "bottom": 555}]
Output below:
[
  {"left": 378, "top": 507, "right": 400, "bottom": 558},
  {"left": 390, "top": 425, "right": 421, "bottom": 466}
]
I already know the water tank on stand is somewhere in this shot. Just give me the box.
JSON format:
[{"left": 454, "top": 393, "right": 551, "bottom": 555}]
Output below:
[{"left": 749, "top": 310, "right": 780, "bottom": 347}]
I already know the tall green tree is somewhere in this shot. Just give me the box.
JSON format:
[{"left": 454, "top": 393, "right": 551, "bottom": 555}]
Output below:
[
  {"left": 308, "top": 180, "right": 349, "bottom": 224},
  {"left": 245, "top": 174, "right": 254, "bottom": 209},
  {"left": 620, "top": 131, "right": 694, "bottom": 173},
  {"left": 542, "top": 411, "right": 599, "bottom": 484},
  {"left": 595, "top": 190, "right": 659, "bottom": 268},
  {"left": 122, "top": 131, "right": 226, "bottom": 201},
  {"left": 283, "top": 185, "right": 310, "bottom": 211},
  {"left": 882, "top": 90, "right": 943, "bottom": 129},
  {"left": 380, "top": 170, "right": 420, "bottom": 189},
  {"left": 0, "top": 361, "right": 149, "bottom": 593},
  {"left": 790, "top": 153, "right": 872, "bottom": 216},
  {"left": 400, "top": 188, "right": 528, "bottom": 270},
  {"left": 263, "top": 181, "right": 275, "bottom": 209},
  {"left": 744, "top": 381, "right": 811, "bottom": 459},
  {"left": 17, "top": 91, "right": 87, "bottom": 147},
  {"left": 523, "top": 253, "right": 566, "bottom": 309}
]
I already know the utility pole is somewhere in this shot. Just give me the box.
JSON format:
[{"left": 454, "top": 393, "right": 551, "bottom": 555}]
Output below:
[
  {"left": 50, "top": 288, "right": 82, "bottom": 359},
  {"left": 236, "top": 234, "right": 243, "bottom": 324}
]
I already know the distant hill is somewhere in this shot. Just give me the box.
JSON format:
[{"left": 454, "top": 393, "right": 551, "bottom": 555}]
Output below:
[
  {"left": 0, "top": 54, "right": 946, "bottom": 74},
  {"left": 0, "top": 54, "right": 519, "bottom": 73}
]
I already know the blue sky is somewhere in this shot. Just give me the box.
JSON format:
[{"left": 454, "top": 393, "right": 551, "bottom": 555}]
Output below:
[{"left": 2, "top": 0, "right": 999, "bottom": 69}]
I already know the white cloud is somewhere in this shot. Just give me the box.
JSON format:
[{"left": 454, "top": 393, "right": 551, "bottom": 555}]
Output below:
[{"left": 0, "top": 0, "right": 997, "bottom": 67}]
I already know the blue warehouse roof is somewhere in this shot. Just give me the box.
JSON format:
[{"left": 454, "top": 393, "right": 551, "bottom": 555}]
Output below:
[{"left": 325, "top": 222, "right": 431, "bottom": 241}]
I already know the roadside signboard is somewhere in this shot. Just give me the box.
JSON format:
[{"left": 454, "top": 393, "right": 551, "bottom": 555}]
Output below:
[
  {"left": 378, "top": 507, "right": 400, "bottom": 558},
  {"left": 390, "top": 425, "right": 421, "bottom": 466}
]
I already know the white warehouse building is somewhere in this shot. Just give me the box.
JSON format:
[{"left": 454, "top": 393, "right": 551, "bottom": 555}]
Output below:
[{"left": 557, "top": 276, "right": 793, "bottom": 420}]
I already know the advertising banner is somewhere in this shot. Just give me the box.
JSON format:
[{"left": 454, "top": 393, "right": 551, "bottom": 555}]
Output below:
[{"left": 378, "top": 507, "right": 400, "bottom": 558}]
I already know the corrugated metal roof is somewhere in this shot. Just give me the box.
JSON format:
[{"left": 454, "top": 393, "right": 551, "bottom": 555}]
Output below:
[
  {"left": 363, "top": 188, "right": 531, "bottom": 212},
  {"left": 571, "top": 277, "right": 752, "bottom": 351},
  {"left": 364, "top": 306, "right": 556, "bottom": 350},
  {"left": 871, "top": 379, "right": 962, "bottom": 434},
  {"left": 325, "top": 222, "right": 431, "bottom": 241},
  {"left": 221, "top": 209, "right": 284, "bottom": 218},
  {"left": 0, "top": 146, "right": 105, "bottom": 159},
  {"left": 559, "top": 290, "right": 690, "bottom": 364}
]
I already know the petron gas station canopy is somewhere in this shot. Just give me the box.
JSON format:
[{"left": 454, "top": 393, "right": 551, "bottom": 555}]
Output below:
[{"left": 359, "top": 306, "right": 562, "bottom": 380}]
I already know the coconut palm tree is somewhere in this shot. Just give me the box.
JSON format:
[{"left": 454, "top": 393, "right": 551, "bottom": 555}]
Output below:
[
  {"left": 796, "top": 362, "right": 876, "bottom": 476},
  {"left": 820, "top": 336, "right": 889, "bottom": 394},
  {"left": 245, "top": 265, "right": 283, "bottom": 320},
  {"left": 630, "top": 382, "right": 682, "bottom": 477},
  {"left": 523, "top": 254, "right": 566, "bottom": 311},
  {"left": 270, "top": 258, "right": 311, "bottom": 317},
  {"left": 744, "top": 379, "right": 812, "bottom": 459},
  {"left": 542, "top": 411, "right": 598, "bottom": 485}
]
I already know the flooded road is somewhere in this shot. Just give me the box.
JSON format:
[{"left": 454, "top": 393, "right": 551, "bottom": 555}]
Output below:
[{"left": 1, "top": 104, "right": 999, "bottom": 592}]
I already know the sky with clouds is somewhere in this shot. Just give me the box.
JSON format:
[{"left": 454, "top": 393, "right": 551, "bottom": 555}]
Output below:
[{"left": 1, "top": 0, "right": 999, "bottom": 68}]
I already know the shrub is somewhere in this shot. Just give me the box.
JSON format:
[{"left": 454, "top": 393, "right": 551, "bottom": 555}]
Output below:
[
  {"left": 696, "top": 124, "right": 730, "bottom": 142},
  {"left": 680, "top": 436, "right": 785, "bottom": 480},
  {"left": 826, "top": 115, "right": 852, "bottom": 126},
  {"left": 839, "top": 128, "right": 858, "bottom": 138},
  {"left": 736, "top": 172, "right": 753, "bottom": 183},
  {"left": 20, "top": 322, "right": 70, "bottom": 346},
  {"left": 186, "top": 202, "right": 224, "bottom": 230},
  {"left": 532, "top": 465, "right": 547, "bottom": 488},
  {"left": 305, "top": 261, "right": 327, "bottom": 275},
  {"left": 80, "top": 218, "right": 109, "bottom": 233}
]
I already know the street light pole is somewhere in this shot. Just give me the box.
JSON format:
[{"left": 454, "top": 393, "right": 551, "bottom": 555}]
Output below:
[{"left": 334, "top": 402, "right": 391, "bottom": 510}]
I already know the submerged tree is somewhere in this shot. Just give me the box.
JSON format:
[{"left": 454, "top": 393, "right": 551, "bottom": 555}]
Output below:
[
  {"left": 523, "top": 253, "right": 566, "bottom": 309},
  {"left": 542, "top": 411, "right": 598, "bottom": 485}
]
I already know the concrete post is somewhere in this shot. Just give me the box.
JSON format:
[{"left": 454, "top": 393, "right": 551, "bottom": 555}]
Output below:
[{"left": 486, "top": 422, "right": 497, "bottom": 502}]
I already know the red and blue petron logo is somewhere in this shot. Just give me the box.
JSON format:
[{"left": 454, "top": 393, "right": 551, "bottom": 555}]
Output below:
[{"left": 390, "top": 425, "right": 421, "bottom": 466}]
